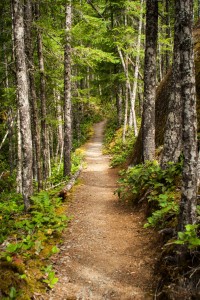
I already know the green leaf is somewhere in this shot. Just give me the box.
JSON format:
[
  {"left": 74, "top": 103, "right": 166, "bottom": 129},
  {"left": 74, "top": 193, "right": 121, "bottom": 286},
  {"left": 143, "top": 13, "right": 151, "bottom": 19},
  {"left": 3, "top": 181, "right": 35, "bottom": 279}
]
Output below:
[
  {"left": 51, "top": 246, "right": 60, "bottom": 254},
  {"left": 9, "top": 287, "right": 17, "bottom": 299}
]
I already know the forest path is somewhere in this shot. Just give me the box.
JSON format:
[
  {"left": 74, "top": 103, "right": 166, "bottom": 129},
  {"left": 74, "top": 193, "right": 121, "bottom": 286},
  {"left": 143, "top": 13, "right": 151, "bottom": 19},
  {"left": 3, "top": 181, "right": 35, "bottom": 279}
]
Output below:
[{"left": 46, "top": 121, "right": 159, "bottom": 300}]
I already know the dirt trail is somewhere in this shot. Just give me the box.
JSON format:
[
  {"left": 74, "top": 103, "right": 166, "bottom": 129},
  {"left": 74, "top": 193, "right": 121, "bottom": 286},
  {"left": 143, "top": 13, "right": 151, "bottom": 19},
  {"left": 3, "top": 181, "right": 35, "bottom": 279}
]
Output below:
[{"left": 47, "top": 121, "right": 159, "bottom": 300}]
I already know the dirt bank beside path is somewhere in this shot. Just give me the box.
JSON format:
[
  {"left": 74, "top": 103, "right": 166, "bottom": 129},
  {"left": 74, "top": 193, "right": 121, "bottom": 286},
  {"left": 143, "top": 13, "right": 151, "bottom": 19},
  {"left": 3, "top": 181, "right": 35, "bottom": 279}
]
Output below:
[{"left": 46, "top": 121, "right": 159, "bottom": 300}]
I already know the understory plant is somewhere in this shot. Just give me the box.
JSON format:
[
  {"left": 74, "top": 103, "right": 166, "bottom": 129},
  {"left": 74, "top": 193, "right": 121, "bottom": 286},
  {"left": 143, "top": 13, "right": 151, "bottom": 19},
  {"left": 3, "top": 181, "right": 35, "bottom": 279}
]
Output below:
[
  {"left": 0, "top": 189, "right": 69, "bottom": 298},
  {"left": 117, "top": 159, "right": 200, "bottom": 250},
  {"left": 103, "top": 118, "right": 136, "bottom": 167},
  {"left": 116, "top": 160, "right": 182, "bottom": 228},
  {"left": 0, "top": 150, "right": 84, "bottom": 298}
]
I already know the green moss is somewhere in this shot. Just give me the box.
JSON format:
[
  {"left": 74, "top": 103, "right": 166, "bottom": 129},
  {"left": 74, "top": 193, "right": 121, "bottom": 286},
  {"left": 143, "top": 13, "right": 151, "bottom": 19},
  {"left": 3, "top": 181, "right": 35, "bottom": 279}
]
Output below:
[{"left": 0, "top": 261, "right": 29, "bottom": 299}]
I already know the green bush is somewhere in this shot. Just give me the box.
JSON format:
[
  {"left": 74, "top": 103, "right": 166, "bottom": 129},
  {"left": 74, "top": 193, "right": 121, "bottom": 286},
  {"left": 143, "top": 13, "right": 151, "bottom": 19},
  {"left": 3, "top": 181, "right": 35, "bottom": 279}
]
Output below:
[
  {"left": 116, "top": 160, "right": 182, "bottom": 228},
  {"left": 103, "top": 119, "right": 136, "bottom": 167}
]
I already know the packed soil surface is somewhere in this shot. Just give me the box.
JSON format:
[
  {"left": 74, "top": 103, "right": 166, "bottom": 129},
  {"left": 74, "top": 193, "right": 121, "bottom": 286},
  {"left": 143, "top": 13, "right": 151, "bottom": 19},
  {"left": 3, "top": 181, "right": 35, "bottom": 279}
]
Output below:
[{"left": 46, "top": 121, "right": 160, "bottom": 300}]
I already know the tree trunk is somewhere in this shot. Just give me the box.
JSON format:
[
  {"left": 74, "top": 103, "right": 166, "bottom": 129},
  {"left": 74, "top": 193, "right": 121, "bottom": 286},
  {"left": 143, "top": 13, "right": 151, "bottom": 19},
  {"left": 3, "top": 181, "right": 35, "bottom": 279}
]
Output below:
[
  {"left": 55, "top": 91, "right": 64, "bottom": 161},
  {"left": 165, "top": 0, "right": 170, "bottom": 72},
  {"left": 178, "top": 0, "right": 198, "bottom": 231},
  {"left": 24, "top": 0, "right": 42, "bottom": 191},
  {"left": 122, "top": 82, "right": 129, "bottom": 143},
  {"left": 8, "top": 109, "right": 14, "bottom": 174},
  {"left": 161, "top": 1, "right": 182, "bottom": 168},
  {"left": 63, "top": 1, "right": 72, "bottom": 177},
  {"left": 116, "top": 86, "right": 123, "bottom": 127},
  {"left": 3, "top": 42, "right": 15, "bottom": 174},
  {"left": 130, "top": 0, "right": 143, "bottom": 135},
  {"left": 16, "top": 110, "right": 22, "bottom": 194},
  {"left": 117, "top": 47, "right": 138, "bottom": 136},
  {"left": 35, "top": 3, "right": 50, "bottom": 184},
  {"left": 142, "top": 0, "right": 158, "bottom": 161},
  {"left": 158, "top": 42, "right": 163, "bottom": 82},
  {"left": 12, "top": 0, "right": 33, "bottom": 210}
]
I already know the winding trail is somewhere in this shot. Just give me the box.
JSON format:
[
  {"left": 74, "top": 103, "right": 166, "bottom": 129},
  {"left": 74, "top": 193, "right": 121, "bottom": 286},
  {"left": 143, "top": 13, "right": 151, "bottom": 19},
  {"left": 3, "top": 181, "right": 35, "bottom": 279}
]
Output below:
[{"left": 47, "top": 121, "right": 159, "bottom": 300}]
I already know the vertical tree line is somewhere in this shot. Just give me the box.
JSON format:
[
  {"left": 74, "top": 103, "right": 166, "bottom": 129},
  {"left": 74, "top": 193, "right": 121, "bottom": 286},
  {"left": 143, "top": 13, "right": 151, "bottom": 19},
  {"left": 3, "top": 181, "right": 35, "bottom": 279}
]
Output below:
[{"left": 141, "top": 0, "right": 198, "bottom": 232}]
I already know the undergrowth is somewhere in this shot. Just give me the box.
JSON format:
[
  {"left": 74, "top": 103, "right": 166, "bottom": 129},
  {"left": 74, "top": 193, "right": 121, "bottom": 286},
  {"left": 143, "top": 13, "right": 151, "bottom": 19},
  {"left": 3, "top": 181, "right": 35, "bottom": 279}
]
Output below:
[
  {"left": 0, "top": 188, "right": 70, "bottom": 299},
  {"left": 0, "top": 107, "right": 102, "bottom": 298},
  {"left": 48, "top": 149, "right": 84, "bottom": 187},
  {"left": 116, "top": 159, "right": 200, "bottom": 298},
  {"left": 103, "top": 118, "right": 136, "bottom": 167},
  {"left": 117, "top": 160, "right": 182, "bottom": 228},
  {"left": 116, "top": 160, "right": 200, "bottom": 245},
  {"left": 0, "top": 150, "right": 84, "bottom": 299}
]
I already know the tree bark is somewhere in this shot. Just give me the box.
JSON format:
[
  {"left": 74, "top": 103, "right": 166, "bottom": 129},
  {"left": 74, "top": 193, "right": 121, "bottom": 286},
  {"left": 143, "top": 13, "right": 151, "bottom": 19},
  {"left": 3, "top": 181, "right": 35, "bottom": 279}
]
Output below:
[
  {"left": 142, "top": 0, "right": 158, "bottom": 161},
  {"left": 12, "top": 0, "right": 33, "bottom": 210},
  {"left": 16, "top": 110, "right": 22, "bottom": 194},
  {"left": 165, "top": 0, "right": 171, "bottom": 72},
  {"left": 122, "top": 82, "right": 129, "bottom": 143},
  {"left": 116, "top": 86, "right": 123, "bottom": 127},
  {"left": 55, "top": 91, "right": 64, "bottom": 161},
  {"left": 35, "top": 3, "right": 50, "bottom": 184},
  {"left": 161, "top": 1, "right": 182, "bottom": 168},
  {"left": 24, "top": 0, "right": 42, "bottom": 191},
  {"left": 63, "top": 0, "right": 72, "bottom": 177},
  {"left": 178, "top": 0, "right": 198, "bottom": 231}
]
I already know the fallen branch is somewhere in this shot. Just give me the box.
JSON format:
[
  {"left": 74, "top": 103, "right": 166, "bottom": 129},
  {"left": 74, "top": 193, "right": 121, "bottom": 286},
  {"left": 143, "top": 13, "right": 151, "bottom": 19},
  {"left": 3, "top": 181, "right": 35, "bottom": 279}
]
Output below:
[
  {"left": 45, "top": 165, "right": 83, "bottom": 193},
  {"left": 58, "top": 165, "right": 83, "bottom": 199}
]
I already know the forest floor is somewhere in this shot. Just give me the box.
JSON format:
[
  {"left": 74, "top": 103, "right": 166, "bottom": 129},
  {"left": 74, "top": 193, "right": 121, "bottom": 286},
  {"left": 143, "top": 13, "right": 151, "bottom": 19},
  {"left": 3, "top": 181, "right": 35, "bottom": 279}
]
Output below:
[{"left": 44, "top": 121, "right": 160, "bottom": 300}]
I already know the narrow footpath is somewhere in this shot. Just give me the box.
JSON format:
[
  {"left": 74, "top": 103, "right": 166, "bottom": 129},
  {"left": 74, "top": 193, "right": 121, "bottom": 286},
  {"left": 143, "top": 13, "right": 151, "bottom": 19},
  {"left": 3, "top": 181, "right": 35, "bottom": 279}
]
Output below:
[{"left": 47, "top": 121, "right": 159, "bottom": 300}]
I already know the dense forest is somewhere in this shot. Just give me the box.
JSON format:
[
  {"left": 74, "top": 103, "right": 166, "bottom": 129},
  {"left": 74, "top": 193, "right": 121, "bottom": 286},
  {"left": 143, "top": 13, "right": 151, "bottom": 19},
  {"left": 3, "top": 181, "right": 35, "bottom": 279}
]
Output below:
[{"left": 0, "top": 0, "right": 200, "bottom": 299}]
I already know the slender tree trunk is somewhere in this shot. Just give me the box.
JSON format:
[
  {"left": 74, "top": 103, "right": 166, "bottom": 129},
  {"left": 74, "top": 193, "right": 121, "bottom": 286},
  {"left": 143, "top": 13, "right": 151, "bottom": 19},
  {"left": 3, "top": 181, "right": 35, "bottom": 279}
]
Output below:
[
  {"left": 165, "top": 0, "right": 170, "bottom": 72},
  {"left": 158, "top": 42, "right": 163, "bottom": 82},
  {"left": 161, "top": 1, "right": 182, "bottom": 168},
  {"left": 8, "top": 109, "right": 14, "bottom": 174},
  {"left": 122, "top": 83, "right": 129, "bottom": 143},
  {"left": 24, "top": 0, "right": 42, "bottom": 190},
  {"left": 178, "top": 0, "right": 198, "bottom": 231},
  {"left": 117, "top": 48, "right": 138, "bottom": 136},
  {"left": 116, "top": 86, "right": 123, "bottom": 127},
  {"left": 12, "top": 0, "right": 33, "bottom": 210},
  {"left": 142, "top": 0, "right": 158, "bottom": 161},
  {"left": 16, "top": 110, "right": 22, "bottom": 194},
  {"left": 35, "top": 3, "right": 50, "bottom": 184},
  {"left": 3, "top": 42, "right": 14, "bottom": 174},
  {"left": 130, "top": 0, "right": 143, "bottom": 135},
  {"left": 63, "top": 1, "right": 72, "bottom": 177},
  {"left": 128, "top": 107, "right": 132, "bottom": 127},
  {"left": 55, "top": 91, "right": 63, "bottom": 161}
]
